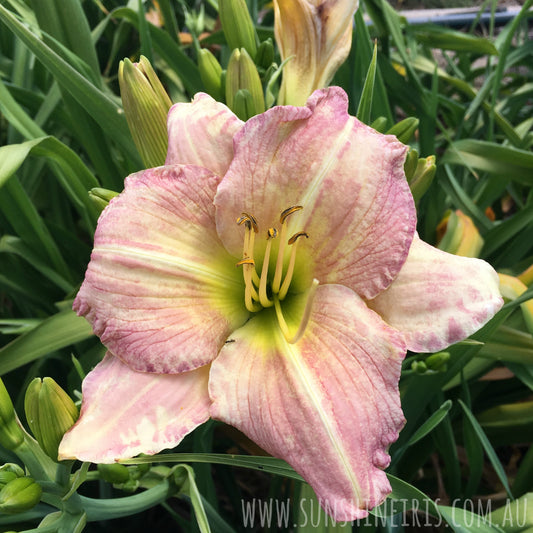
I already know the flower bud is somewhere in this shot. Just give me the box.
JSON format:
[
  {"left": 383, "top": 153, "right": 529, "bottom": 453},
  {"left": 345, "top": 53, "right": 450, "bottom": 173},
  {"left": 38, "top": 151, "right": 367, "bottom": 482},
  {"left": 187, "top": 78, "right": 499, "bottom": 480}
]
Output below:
[
  {"left": 437, "top": 210, "right": 484, "bottom": 258},
  {"left": 198, "top": 49, "right": 224, "bottom": 101},
  {"left": 425, "top": 352, "right": 450, "bottom": 372},
  {"left": 218, "top": 0, "right": 258, "bottom": 58},
  {"left": 499, "top": 274, "right": 533, "bottom": 336},
  {"left": 0, "top": 379, "right": 24, "bottom": 451},
  {"left": 407, "top": 155, "right": 436, "bottom": 205},
  {"left": 255, "top": 38, "right": 275, "bottom": 71},
  {"left": 97, "top": 463, "right": 130, "bottom": 484},
  {"left": 0, "top": 477, "right": 42, "bottom": 514},
  {"left": 386, "top": 117, "right": 419, "bottom": 144},
  {"left": 411, "top": 361, "right": 427, "bottom": 374},
  {"left": 226, "top": 48, "right": 265, "bottom": 120},
  {"left": 518, "top": 264, "right": 533, "bottom": 287},
  {"left": 89, "top": 188, "right": 119, "bottom": 213},
  {"left": 24, "top": 378, "right": 78, "bottom": 461},
  {"left": 119, "top": 56, "right": 172, "bottom": 168}
]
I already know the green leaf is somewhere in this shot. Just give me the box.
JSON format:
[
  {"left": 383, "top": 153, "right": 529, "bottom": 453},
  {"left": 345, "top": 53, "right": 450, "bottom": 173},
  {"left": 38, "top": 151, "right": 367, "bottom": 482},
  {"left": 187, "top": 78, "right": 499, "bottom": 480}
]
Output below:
[
  {"left": 442, "top": 140, "right": 533, "bottom": 186},
  {"left": 458, "top": 400, "right": 513, "bottom": 498},
  {"left": 412, "top": 25, "right": 498, "bottom": 55},
  {"left": 0, "top": 309, "right": 94, "bottom": 375},
  {"left": 0, "top": 4, "right": 137, "bottom": 161},
  {"left": 174, "top": 465, "right": 211, "bottom": 533},
  {"left": 372, "top": 473, "right": 439, "bottom": 517},
  {"left": 406, "top": 400, "right": 452, "bottom": 446},
  {"left": 438, "top": 505, "right": 505, "bottom": 533},
  {"left": 356, "top": 42, "right": 378, "bottom": 125}
]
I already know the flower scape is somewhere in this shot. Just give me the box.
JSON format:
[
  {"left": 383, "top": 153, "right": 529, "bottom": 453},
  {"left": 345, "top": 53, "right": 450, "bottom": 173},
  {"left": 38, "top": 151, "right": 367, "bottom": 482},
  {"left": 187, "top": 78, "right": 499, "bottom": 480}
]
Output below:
[{"left": 59, "top": 87, "right": 503, "bottom": 521}]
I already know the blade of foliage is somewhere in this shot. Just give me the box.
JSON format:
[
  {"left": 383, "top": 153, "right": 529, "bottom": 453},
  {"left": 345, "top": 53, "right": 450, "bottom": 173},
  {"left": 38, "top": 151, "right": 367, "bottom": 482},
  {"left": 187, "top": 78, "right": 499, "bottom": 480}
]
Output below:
[
  {"left": 412, "top": 25, "right": 498, "bottom": 55},
  {"left": 438, "top": 505, "right": 504, "bottom": 533},
  {"left": 442, "top": 140, "right": 533, "bottom": 186},
  {"left": 406, "top": 399, "right": 452, "bottom": 447},
  {"left": 112, "top": 7, "right": 204, "bottom": 95},
  {"left": 0, "top": 309, "right": 94, "bottom": 375},
  {"left": 0, "top": 4, "right": 138, "bottom": 161},
  {"left": 458, "top": 400, "right": 513, "bottom": 498},
  {"left": 356, "top": 42, "right": 378, "bottom": 125}
]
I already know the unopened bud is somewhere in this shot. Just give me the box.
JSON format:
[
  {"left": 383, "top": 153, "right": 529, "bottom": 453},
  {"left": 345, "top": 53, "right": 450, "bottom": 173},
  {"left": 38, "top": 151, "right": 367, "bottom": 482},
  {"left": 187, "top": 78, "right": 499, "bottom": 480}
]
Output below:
[
  {"left": 89, "top": 187, "right": 119, "bottom": 213},
  {"left": 24, "top": 378, "right": 78, "bottom": 461},
  {"left": 387, "top": 117, "right": 419, "bottom": 144},
  {"left": 404, "top": 149, "right": 418, "bottom": 182},
  {"left": 411, "top": 361, "right": 427, "bottom": 374},
  {"left": 198, "top": 49, "right": 224, "bottom": 101},
  {"left": 119, "top": 56, "right": 172, "bottom": 168},
  {"left": 437, "top": 210, "right": 483, "bottom": 258},
  {"left": 0, "top": 379, "right": 24, "bottom": 451},
  {"left": 499, "top": 274, "right": 533, "bottom": 336},
  {"left": 370, "top": 117, "right": 388, "bottom": 133},
  {"left": 226, "top": 48, "right": 265, "bottom": 120},
  {"left": 426, "top": 352, "right": 450, "bottom": 372},
  {"left": 98, "top": 464, "right": 130, "bottom": 484},
  {"left": 518, "top": 264, "right": 533, "bottom": 287},
  {"left": 219, "top": 0, "right": 258, "bottom": 58},
  {"left": 255, "top": 38, "right": 275, "bottom": 70},
  {"left": 0, "top": 477, "right": 42, "bottom": 514},
  {"left": 408, "top": 155, "right": 436, "bottom": 205}
]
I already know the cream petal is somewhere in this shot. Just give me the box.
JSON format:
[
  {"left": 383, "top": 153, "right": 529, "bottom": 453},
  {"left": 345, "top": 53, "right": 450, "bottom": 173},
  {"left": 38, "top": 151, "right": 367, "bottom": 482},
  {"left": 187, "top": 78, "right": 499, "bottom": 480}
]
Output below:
[
  {"left": 368, "top": 234, "right": 503, "bottom": 353},
  {"left": 215, "top": 87, "right": 416, "bottom": 299},
  {"left": 275, "top": 0, "right": 359, "bottom": 106},
  {"left": 209, "top": 284, "right": 406, "bottom": 521},
  {"left": 166, "top": 93, "right": 243, "bottom": 176},
  {"left": 74, "top": 165, "right": 248, "bottom": 374},
  {"left": 58, "top": 353, "right": 210, "bottom": 463}
]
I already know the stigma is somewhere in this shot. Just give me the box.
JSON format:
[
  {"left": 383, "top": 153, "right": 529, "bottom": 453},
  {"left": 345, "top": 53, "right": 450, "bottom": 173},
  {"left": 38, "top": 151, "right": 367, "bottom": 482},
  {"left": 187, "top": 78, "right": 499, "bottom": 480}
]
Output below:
[{"left": 236, "top": 207, "right": 318, "bottom": 343}]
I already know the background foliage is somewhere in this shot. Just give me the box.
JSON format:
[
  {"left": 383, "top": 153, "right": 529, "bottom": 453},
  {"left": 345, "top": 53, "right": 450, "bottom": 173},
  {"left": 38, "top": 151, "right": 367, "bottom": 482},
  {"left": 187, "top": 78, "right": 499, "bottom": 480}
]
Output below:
[{"left": 0, "top": 0, "right": 533, "bottom": 531}]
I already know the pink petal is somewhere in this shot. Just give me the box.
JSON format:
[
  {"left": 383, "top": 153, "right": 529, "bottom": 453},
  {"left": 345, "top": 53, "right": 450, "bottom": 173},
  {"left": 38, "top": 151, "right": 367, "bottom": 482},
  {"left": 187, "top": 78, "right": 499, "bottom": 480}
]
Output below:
[
  {"left": 368, "top": 234, "right": 503, "bottom": 353},
  {"left": 209, "top": 284, "right": 406, "bottom": 521},
  {"left": 74, "top": 165, "right": 248, "bottom": 374},
  {"left": 166, "top": 93, "right": 243, "bottom": 176},
  {"left": 58, "top": 353, "right": 210, "bottom": 463},
  {"left": 214, "top": 87, "right": 416, "bottom": 299}
]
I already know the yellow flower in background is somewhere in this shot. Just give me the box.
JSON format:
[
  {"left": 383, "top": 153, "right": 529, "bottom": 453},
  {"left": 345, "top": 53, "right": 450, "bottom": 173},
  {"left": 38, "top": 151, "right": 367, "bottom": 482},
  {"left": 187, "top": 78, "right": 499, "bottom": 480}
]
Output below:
[{"left": 274, "top": 0, "right": 359, "bottom": 105}]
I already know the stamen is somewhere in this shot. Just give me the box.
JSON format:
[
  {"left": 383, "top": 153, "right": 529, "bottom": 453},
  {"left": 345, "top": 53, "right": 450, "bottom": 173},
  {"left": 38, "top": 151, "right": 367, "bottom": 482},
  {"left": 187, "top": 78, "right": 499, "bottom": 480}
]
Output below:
[
  {"left": 237, "top": 212, "right": 258, "bottom": 233},
  {"left": 273, "top": 206, "right": 304, "bottom": 294},
  {"left": 278, "top": 232, "right": 309, "bottom": 300},
  {"left": 258, "top": 228, "right": 277, "bottom": 308},
  {"left": 236, "top": 259, "right": 261, "bottom": 312},
  {"left": 279, "top": 205, "right": 303, "bottom": 224},
  {"left": 274, "top": 279, "right": 319, "bottom": 343}
]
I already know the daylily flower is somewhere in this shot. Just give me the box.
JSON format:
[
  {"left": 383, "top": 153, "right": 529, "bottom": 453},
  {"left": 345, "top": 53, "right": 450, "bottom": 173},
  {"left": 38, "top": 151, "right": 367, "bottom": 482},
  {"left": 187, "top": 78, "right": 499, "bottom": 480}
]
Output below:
[
  {"left": 274, "top": 0, "right": 359, "bottom": 106},
  {"left": 59, "top": 87, "right": 502, "bottom": 520}
]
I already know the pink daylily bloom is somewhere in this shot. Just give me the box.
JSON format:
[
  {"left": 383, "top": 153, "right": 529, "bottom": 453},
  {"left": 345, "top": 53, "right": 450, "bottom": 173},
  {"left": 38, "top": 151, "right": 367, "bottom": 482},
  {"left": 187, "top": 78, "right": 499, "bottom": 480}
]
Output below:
[{"left": 59, "top": 87, "right": 502, "bottom": 520}]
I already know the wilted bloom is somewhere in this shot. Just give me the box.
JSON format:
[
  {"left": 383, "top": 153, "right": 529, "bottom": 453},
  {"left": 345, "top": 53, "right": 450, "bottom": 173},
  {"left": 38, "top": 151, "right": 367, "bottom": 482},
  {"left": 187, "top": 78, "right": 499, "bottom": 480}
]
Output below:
[
  {"left": 59, "top": 88, "right": 502, "bottom": 520},
  {"left": 274, "top": 0, "right": 359, "bottom": 105}
]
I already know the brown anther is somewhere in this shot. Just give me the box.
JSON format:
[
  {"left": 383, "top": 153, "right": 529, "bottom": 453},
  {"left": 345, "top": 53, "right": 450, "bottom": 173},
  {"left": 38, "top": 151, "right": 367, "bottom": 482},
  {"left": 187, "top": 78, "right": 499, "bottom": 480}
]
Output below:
[
  {"left": 237, "top": 212, "right": 259, "bottom": 233},
  {"left": 267, "top": 228, "right": 278, "bottom": 239},
  {"left": 236, "top": 258, "right": 255, "bottom": 267},
  {"left": 288, "top": 231, "right": 309, "bottom": 245},
  {"left": 280, "top": 205, "right": 303, "bottom": 224}
]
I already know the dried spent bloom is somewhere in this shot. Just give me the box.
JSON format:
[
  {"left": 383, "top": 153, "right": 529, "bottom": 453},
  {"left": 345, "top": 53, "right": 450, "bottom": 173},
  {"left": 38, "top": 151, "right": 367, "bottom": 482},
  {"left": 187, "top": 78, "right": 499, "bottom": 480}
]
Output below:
[{"left": 59, "top": 88, "right": 502, "bottom": 520}]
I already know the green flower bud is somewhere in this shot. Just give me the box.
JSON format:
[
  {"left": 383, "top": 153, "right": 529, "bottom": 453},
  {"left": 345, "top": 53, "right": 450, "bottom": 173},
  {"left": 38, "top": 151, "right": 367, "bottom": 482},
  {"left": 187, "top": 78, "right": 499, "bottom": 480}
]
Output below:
[
  {"left": 437, "top": 210, "right": 484, "bottom": 258},
  {"left": 407, "top": 155, "right": 436, "bottom": 205},
  {"left": 0, "top": 477, "right": 42, "bottom": 515},
  {"left": 370, "top": 116, "right": 388, "bottom": 133},
  {"left": 226, "top": 48, "right": 265, "bottom": 120},
  {"left": 426, "top": 352, "right": 450, "bottom": 372},
  {"left": 24, "top": 378, "right": 78, "bottom": 461},
  {"left": 198, "top": 49, "right": 224, "bottom": 102},
  {"left": 119, "top": 56, "right": 172, "bottom": 168},
  {"left": 0, "top": 471, "right": 18, "bottom": 488},
  {"left": 386, "top": 117, "right": 419, "bottom": 145},
  {"left": 255, "top": 38, "right": 275, "bottom": 71},
  {"left": 411, "top": 361, "right": 427, "bottom": 374},
  {"left": 97, "top": 463, "right": 130, "bottom": 484},
  {"left": 219, "top": 0, "right": 258, "bottom": 58},
  {"left": 0, "top": 378, "right": 24, "bottom": 451},
  {"left": 89, "top": 187, "right": 120, "bottom": 213}
]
